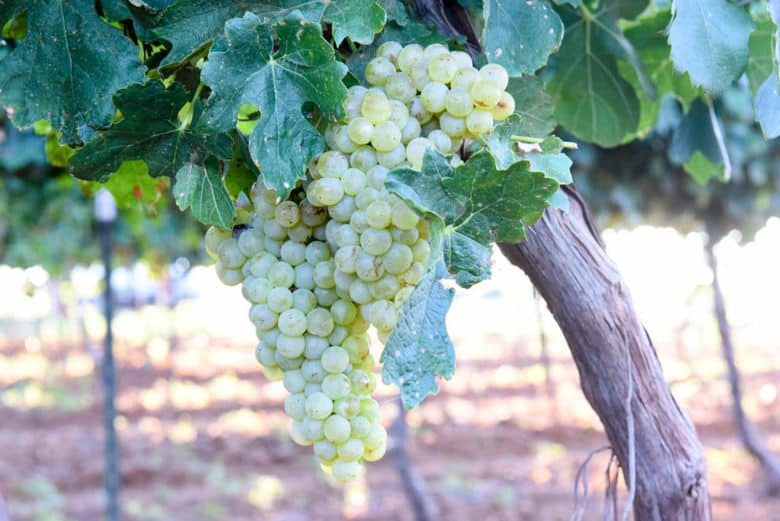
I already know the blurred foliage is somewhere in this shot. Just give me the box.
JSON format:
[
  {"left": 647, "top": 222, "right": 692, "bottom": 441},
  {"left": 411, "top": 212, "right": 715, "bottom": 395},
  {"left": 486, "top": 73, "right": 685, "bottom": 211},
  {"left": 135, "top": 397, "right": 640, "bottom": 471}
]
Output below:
[
  {"left": 572, "top": 81, "right": 780, "bottom": 243},
  {"left": 0, "top": 115, "right": 208, "bottom": 274}
]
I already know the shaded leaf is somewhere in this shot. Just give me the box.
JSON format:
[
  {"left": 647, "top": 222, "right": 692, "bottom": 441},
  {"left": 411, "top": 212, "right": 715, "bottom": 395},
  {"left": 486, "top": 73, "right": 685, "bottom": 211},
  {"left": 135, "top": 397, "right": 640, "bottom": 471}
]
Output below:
[
  {"left": 173, "top": 159, "right": 235, "bottom": 227},
  {"left": 199, "top": 12, "right": 348, "bottom": 198},
  {"left": 381, "top": 267, "right": 455, "bottom": 409},
  {"left": 0, "top": 0, "right": 144, "bottom": 144},
  {"left": 755, "top": 75, "right": 780, "bottom": 139}
]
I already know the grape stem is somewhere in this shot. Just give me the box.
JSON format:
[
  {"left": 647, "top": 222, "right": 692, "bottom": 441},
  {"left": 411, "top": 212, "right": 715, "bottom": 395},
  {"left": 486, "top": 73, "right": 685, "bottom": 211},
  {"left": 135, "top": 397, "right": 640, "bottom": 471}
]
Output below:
[{"left": 511, "top": 135, "right": 578, "bottom": 150}]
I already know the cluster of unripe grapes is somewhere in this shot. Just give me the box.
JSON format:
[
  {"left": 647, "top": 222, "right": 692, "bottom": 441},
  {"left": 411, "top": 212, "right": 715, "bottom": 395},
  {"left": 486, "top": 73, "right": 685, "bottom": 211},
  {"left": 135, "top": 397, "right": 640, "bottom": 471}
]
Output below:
[{"left": 205, "top": 42, "right": 514, "bottom": 482}]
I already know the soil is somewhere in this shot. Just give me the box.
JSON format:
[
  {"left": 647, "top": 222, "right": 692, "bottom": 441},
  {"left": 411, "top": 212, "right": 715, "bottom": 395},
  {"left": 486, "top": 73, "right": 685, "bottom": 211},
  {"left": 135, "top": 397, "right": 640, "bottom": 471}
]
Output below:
[{"left": 1, "top": 338, "right": 779, "bottom": 521}]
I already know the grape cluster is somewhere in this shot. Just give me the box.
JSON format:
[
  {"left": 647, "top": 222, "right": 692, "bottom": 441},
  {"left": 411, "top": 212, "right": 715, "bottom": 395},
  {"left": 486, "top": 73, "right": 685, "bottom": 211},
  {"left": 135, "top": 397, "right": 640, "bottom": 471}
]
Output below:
[{"left": 205, "top": 43, "right": 514, "bottom": 482}]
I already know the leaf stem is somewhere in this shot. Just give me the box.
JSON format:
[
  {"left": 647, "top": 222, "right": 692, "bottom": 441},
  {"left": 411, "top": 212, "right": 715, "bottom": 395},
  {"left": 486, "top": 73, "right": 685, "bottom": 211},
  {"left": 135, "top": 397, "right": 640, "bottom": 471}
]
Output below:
[{"left": 511, "top": 135, "right": 578, "bottom": 150}]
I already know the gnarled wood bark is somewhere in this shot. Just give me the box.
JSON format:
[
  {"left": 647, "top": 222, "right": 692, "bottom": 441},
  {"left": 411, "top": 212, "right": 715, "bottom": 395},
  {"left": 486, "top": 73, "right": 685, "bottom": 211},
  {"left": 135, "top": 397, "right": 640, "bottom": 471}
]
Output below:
[{"left": 500, "top": 188, "right": 711, "bottom": 520}]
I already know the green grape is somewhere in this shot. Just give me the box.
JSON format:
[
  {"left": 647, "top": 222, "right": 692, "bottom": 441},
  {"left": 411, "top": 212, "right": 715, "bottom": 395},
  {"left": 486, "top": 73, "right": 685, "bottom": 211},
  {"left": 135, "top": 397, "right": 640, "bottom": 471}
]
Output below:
[
  {"left": 355, "top": 187, "right": 380, "bottom": 210},
  {"left": 294, "top": 263, "right": 315, "bottom": 290},
  {"left": 216, "top": 263, "right": 243, "bottom": 286},
  {"left": 313, "top": 260, "right": 336, "bottom": 289},
  {"left": 365, "top": 57, "right": 396, "bottom": 86},
  {"left": 444, "top": 88, "right": 473, "bottom": 117},
  {"left": 355, "top": 251, "right": 385, "bottom": 282},
  {"left": 408, "top": 96, "right": 432, "bottom": 124},
  {"left": 343, "top": 86, "right": 367, "bottom": 119},
  {"left": 305, "top": 382, "right": 323, "bottom": 395},
  {"left": 322, "top": 373, "right": 351, "bottom": 400},
  {"left": 257, "top": 344, "right": 277, "bottom": 367},
  {"left": 337, "top": 439, "right": 365, "bottom": 462},
  {"left": 420, "top": 82, "right": 448, "bottom": 114},
  {"left": 376, "top": 144, "right": 406, "bottom": 169},
  {"left": 409, "top": 62, "right": 431, "bottom": 92},
  {"left": 307, "top": 178, "right": 345, "bottom": 207},
  {"left": 351, "top": 370, "right": 377, "bottom": 394},
  {"left": 277, "top": 334, "right": 306, "bottom": 358},
  {"left": 350, "top": 211, "right": 369, "bottom": 234},
  {"left": 470, "top": 79, "right": 502, "bottom": 109},
  {"left": 350, "top": 416, "right": 371, "bottom": 439},
  {"left": 343, "top": 334, "right": 370, "bottom": 362},
  {"left": 335, "top": 245, "right": 359, "bottom": 274},
  {"left": 428, "top": 53, "right": 458, "bottom": 83},
  {"left": 401, "top": 261, "right": 425, "bottom": 286},
  {"left": 217, "top": 238, "right": 245, "bottom": 269},
  {"left": 237, "top": 228, "right": 264, "bottom": 257},
  {"left": 266, "top": 287, "right": 292, "bottom": 313},
  {"left": 334, "top": 125, "right": 358, "bottom": 153},
  {"left": 439, "top": 112, "right": 466, "bottom": 138},
  {"left": 280, "top": 241, "right": 306, "bottom": 266},
  {"left": 427, "top": 129, "right": 453, "bottom": 154},
  {"left": 360, "top": 228, "right": 393, "bottom": 255},
  {"left": 400, "top": 117, "right": 422, "bottom": 144},
  {"left": 365, "top": 200, "right": 392, "bottom": 229},
  {"left": 305, "top": 241, "right": 331, "bottom": 264},
  {"left": 314, "top": 440, "right": 338, "bottom": 463},
  {"left": 274, "top": 201, "right": 300, "bottom": 228},
  {"left": 360, "top": 398, "right": 381, "bottom": 421},
  {"left": 333, "top": 224, "right": 359, "bottom": 247},
  {"left": 334, "top": 396, "right": 361, "bottom": 418},
  {"left": 331, "top": 300, "right": 357, "bottom": 326},
  {"left": 242, "top": 277, "right": 271, "bottom": 303},
  {"left": 412, "top": 239, "right": 432, "bottom": 264},
  {"left": 364, "top": 440, "right": 387, "bottom": 462},
  {"left": 262, "top": 329, "right": 280, "bottom": 348},
  {"left": 364, "top": 423, "right": 387, "bottom": 451},
  {"left": 324, "top": 415, "right": 351, "bottom": 443},
  {"left": 329, "top": 195, "right": 357, "bottom": 223},
  {"left": 307, "top": 308, "right": 335, "bottom": 337},
  {"left": 450, "top": 50, "right": 473, "bottom": 69},
  {"left": 389, "top": 100, "right": 410, "bottom": 129},
  {"left": 479, "top": 63, "right": 509, "bottom": 89},
  {"left": 285, "top": 393, "right": 306, "bottom": 420},
  {"left": 303, "top": 417, "right": 325, "bottom": 441},
  {"left": 385, "top": 72, "right": 416, "bottom": 102},
  {"left": 328, "top": 325, "right": 349, "bottom": 346},
  {"left": 350, "top": 145, "right": 378, "bottom": 172},
  {"left": 341, "top": 168, "right": 367, "bottom": 196},
  {"left": 349, "top": 279, "right": 373, "bottom": 305},
  {"left": 290, "top": 421, "right": 312, "bottom": 446},
  {"left": 466, "top": 109, "right": 494, "bottom": 135},
  {"left": 369, "top": 300, "right": 398, "bottom": 331},
  {"left": 268, "top": 261, "right": 295, "bottom": 287},
  {"left": 264, "top": 236, "right": 282, "bottom": 257},
  {"left": 205, "top": 226, "right": 232, "bottom": 257},
  {"left": 302, "top": 359, "right": 326, "bottom": 383},
  {"left": 424, "top": 43, "right": 449, "bottom": 61},
  {"left": 278, "top": 309, "right": 307, "bottom": 336},
  {"left": 305, "top": 335, "right": 330, "bottom": 359},
  {"left": 321, "top": 346, "right": 350, "bottom": 373},
  {"left": 370, "top": 274, "right": 401, "bottom": 300},
  {"left": 377, "top": 41, "right": 402, "bottom": 63},
  {"left": 491, "top": 91, "right": 516, "bottom": 121},
  {"left": 332, "top": 460, "right": 362, "bottom": 483},
  {"left": 283, "top": 370, "right": 306, "bottom": 393},
  {"left": 367, "top": 166, "right": 389, "bottom": 191},
  {"left": 361, "top": 89, "right": 393, "bottom": 124},
  {"left": 317, "top": 151, "right": 349, "bottom": 178},
  {"left": 300, "top": 200, "right": 328, "bottom": 227},
  {"left": 406, "top": 137, "right": 434, "bottom": 170},
  {"left": 263, "top": 218, "right": 288, "bottom": 240},
  {"left": 287, "top": 222, "right": 313, "bottom": 243},
  {"left": 250, "top": 304, "right": 278, "bottom": 330},
  {"left": 305, "top": 392, "right": 334, "bottom": 420},
  {"left": 347, "top": 118, "right": 374, "bottom": 145},
  {"left": 371, "top": 121, "right": 402, "bottom": 152},
  {"left": 396, "top": 44, "right": 424, "bottom": 74}
]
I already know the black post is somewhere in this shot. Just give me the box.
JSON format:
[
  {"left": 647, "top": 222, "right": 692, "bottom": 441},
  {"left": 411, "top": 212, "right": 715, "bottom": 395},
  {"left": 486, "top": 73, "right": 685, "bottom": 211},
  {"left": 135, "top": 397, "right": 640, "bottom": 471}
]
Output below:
[{"left": 96, "top": 189, "right": 120, "bottom": 521}]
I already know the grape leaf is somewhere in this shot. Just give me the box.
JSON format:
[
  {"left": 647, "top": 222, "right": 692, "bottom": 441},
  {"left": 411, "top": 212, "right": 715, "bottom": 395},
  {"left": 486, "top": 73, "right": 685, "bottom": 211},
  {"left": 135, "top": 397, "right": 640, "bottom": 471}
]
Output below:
[
  {"left": 0, "top": 0, "right": 144, "bottom": 145},
  {"left": 101, "top": 160, "right": 169, "bottom": 209},
  {"left": 199, "top": 12, "right": 347, "bottom": 199},
  {"left": 381, "top": 266, "right": 455, "bottom": 409},
  {"left": 747, "top": 17, "right": 775, "bottom": 96},
  {"left": 755, "top": 75, "right": 780, "bottom": 139},
  {"left": 669, "top": 99, "right": 727, "bottom": 182},
  {"left": 482, "top": 0, "right": 563, "bottom": 76},
  {"left": 546, "top": 12, "right": 640, "bottom": 146},
  {"left": 173, "top": 158, "right": 235, "bottom": 227},
  {"left": 771, "top": 0, "right": 780, "bottom": 84},
  {"left": 602, "top": 0, "right": 649, "bottom": 20},
  {"left": 325, "top": 0, "right": 386, "bottom": 45},
  {"left": 0, "top": 124, "right": 45, "bottom": 171},
  {"left": 668, "top": 0, "right": 753, "bottom": 95},
  {"left": 504, "top": 76, "right": 556, "bottom": 138},
  {"left": 442, "top": 151, "right": 559, "bottom": 243},
  {"left": 69, "top": 82, "right": 231, "bottom": 181},
  {"left": 616, "top": 10, "right": 699, "bottom": 135},
  {"left": 151, "top": 0, "right": 385, "bottom": 66}
]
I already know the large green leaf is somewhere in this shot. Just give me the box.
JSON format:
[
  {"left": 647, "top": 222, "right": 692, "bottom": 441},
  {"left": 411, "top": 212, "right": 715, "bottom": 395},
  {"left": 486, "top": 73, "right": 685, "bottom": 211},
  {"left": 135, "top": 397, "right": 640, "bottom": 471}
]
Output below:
[
  {"left": 173, "top": 158, "right": 235, "bottom": 228},
  {"left": 199, "top": 12, "right": 348, "bottom": 199},
  {"left": 151, "top": 0, "right": 385, "bottom": 65},
  {"left": 669, "top": 99, "right": 727, "bottom": 183},
  {"left": 69, "top": 82, "right": 231, "bottom": 180},
  {"left": 381, "top": 266, "right": 455, "bottom": 409},
  {"left": 482, "top": 0, "right": 563, "bottom": 75},
  {"left": 0, "top": 0, "right": 144, "bottom": 144},
  {"left": 100, "top": 160, "right": 169, "bottom": 209},
  {"left": 546, "top": 13, "right": 640, "bottom": 146},
  {"left": 504, "top": 76, "right": 557, "bottom": 138},
  {"left": 616, "top": 10, "right": 699, "bottom": 135},
  {"left": 668, "top": 0, "right": 753, "bottom": 95}
]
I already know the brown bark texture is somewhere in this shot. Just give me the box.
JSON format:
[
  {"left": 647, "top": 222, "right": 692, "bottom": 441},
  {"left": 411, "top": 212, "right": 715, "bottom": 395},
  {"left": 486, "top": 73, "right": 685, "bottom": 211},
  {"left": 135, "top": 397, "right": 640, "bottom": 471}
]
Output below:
[{"left": 499, "top": 188, "right": 711, "bottom": 520}]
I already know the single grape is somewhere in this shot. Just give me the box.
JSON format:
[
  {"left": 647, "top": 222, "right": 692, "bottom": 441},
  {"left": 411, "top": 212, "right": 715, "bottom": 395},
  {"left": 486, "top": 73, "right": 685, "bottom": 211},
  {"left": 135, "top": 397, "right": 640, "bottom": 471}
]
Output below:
[
  {"left": 237, "top": 228, "right": 264, "bottom": 257},
  {"left": 396, "top": 44, "right": 424, "bottom": 74},
  {"left": 428, "top": 53, "right": 458, "bottom": 83},
  {"left": 367, "top": 166, "right": 389, "bottom": 191},
  {"left": 332, "top": 460, "right": 362, "bottom": 483},
  {"left": 322, "top": 373, "right": 351, "bottom": 400},
  {"left": 408, "top": 96, "right": 432, "bottom": 125},
  {"left": 365, "top": 57, "right": 396, "bottom": 86},
  {"left": 337, "top": 439, "right": 365, "bottom": 462},
  {"left": 342, "top": 168, "right": 367, "bottom": 196},
  {"left": 491, "top": 91, "right": 516, "bottom": 121},
  {"left": 277, "top": 334, "right": 306, "bottom": 358},
  {"left": 324, "top": 415, "right": 351, "bottom": 443},
  {"left": 285, "top": 393, "right": 306, "bottom": 420},
  {"left": 371, "top": 121, "right": 402, "bottom": 152},
  {"left": 350, "top": 145, "right": 378, "bottom": 172},
  {"left": 243, "top": 277, "right": 271, "bottom": 303},
  {"left": 217, "top": 239, "right": 245, "bottom": 269},
  {"left": 249, "top": 304, "right": 278, "bottom": 330},
  {"left": 317, "top": 151, "right": 349, "bottom": 179},
  {"left": 302, "top": 359, "right": 326, "bottom": 383},
  {"left": 470, "top": 79, "right": 502, "bottom": 109},
  {"left": 450, "top": 51, "right": 473, "bottom": 69},
  {"left": 294, "top": 263, "right": 315, "bottom": 290},
  {"left": 302, "top": 417, "right": 325, "bottom": 442},
  {"left": 427, "top": 129, "right": 453, "bottom": 154},
  {"left": 290, "top": 421, "right": 312, "bottom": 446},
  {"left": 328, "top": 325, "right": 349, "bottom": 346},
  {"left": 420, "top": 82, "right": 448, "bottom": 114},
  {"left": 400, "top": 117, "right": 422, "bottom": 144},
  {"left": 280, "top": 240, "right": 306, "bottom": 266},
  {"left": 412, "top": 239, "right": 432, "bottom": 264},
  {"left": 328, "top": 195, "right": 357, "bottom": 223},
  {"left": 267, "top": 287, "right": 293, "bottom": 313},
  {"left": 283, "top": 370, "right": 306, "bottom": 393},
  {"left": 439, "top": 112, "right": 466, "bottom": 138},
  {"left": 307, "top": 308, "right": 335, "bottom": 337},
  {"left": 304, "top": 335, "right": 329, "bottom": 359},
  {"left": 360, "top": 228, "right": 393, "bottom": 255},
  {"left": 376, "top": 144, "right": 406, "bottom": 169},
  {"left": 334, "top": 395, "right": 361, "bottom": 418},
  {"left": 406, "top": 137, "right": 434, "bottom": 170},
  {"left": 479, "top": 63, "right": 509, "bottom": 89},
  {"left": 355, "top": 251, "right": 385, "bottom": 282},
  {"left": 361, "top": 89, "right": 393, "bottom": 124},
  {"left": 365, "top": 200, "right": 392, "bottom": 229},
  {"left": 444, "top": 88, "right": 473, "bottom": 118},
  {"left": 377, "top": 41, "right": 402, "bottom": 63},
  {"left": 343, "top": 334, "right": 370, "bottom": 362},
  {"left": 466, "top": 109, "right": 494, "bottom": 135},
  {"left": 205, "top": 226, "right": 231, "bottom": 257},
  {"left": 314, "top": 440, "right": 338, "bottom": 463},
  {"left": 424, "top": 43, "right": 449, "bottom": 61},
  {"left": 305, "top": 392, "right": 334, "bottom": 420},
  {"left": 350, "top": 416, "right": 371, "bottom": 439},
  {"left": 370, "top": 274, "right": 401, "bottom": 300},
  {"left": 305, "top": 241, "right": 331, "bottom": 265},
  {"left": 306, "top": 178, "right": 345, "bottom": 207},
  {"left": 268, "top": 261, "right": 295, "bottom": 288},
  {"left": 334, "top": 125, "right": 358, "bottom": 153}
]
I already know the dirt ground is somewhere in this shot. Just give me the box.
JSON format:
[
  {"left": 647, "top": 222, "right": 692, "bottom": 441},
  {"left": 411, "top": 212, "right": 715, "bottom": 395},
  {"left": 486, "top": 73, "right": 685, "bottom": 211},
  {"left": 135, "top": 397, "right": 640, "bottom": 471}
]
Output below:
[{"left": 1, "top": 335, "right": 780, "bottom": 521}]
